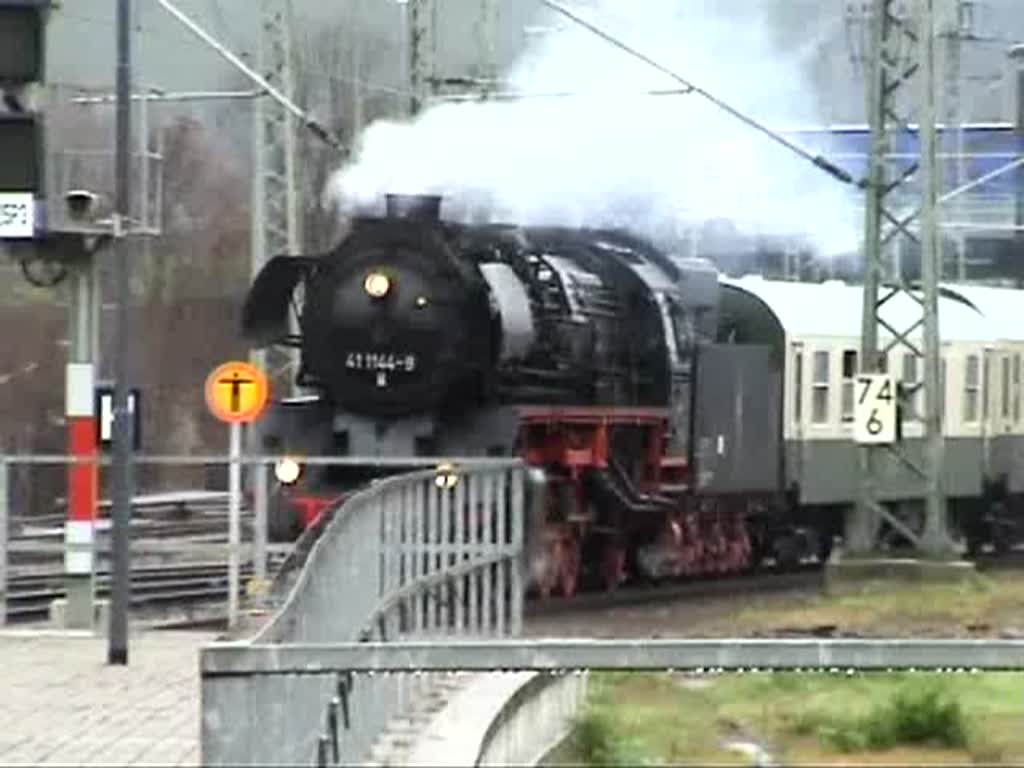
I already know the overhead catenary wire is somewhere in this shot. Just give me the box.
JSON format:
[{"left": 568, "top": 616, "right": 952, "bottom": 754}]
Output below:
[
  {"left": 437, "top": 87, "right": 694, "bottom": 102},
  {"left": 536, "top": 0, "right": 866, "bottom": 189},
  {"left": 152, "top": 0, "right": 345, "bottom": 152},
  {"left": 64, "top": 11, "right": 409, "bottom": 99},
  {"left": 295, "top": 66, "right": 413, "bottom": 98}
]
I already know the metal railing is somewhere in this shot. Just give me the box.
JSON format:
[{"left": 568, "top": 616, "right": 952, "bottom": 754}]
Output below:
[
  {"left": 0, "top": 453, "right": 535, "bottom": 627},
  {"left": 202, "top": 638, "right": 1024, "bottom": 673},
  {"left": 200, "top": 461, "right": 541, "bottom": 767}
]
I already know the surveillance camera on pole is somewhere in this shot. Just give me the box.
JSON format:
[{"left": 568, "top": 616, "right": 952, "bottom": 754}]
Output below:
[{"left": 63, "top": 189, "right": 100, "bottom": 222}]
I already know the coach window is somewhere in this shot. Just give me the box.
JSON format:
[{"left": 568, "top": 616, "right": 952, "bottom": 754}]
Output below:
[
  {"left": 793, "top": 350, "right": 803, "bottom": 424},
  {"left": 963, "top": 354, "right": 980, "bottom": 423},
  {"left": 1002, "top": 356, "right": 1011, "bottom": 419},
  {"left": 1015, "top": 354, "right": 1021, "bottom": 423},
  {"left": 941, "top": 358, "right": 948, "bottom": 422},
  {"left": 983, "top": 351, "right": 991, "bottom": 420},
  {"left": 841, "top": 350, "right": 857, "bottom": 422},
  {"left": 812, "top": 350, "right": 830, "bottom": 424}
]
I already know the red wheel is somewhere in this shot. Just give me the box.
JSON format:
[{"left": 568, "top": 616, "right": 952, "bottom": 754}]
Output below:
[
  {"left": 534, "top": 528, "right": 562, "bottom": 599},
  {"left": 731, "top": 513, "right": 752, "bottom": 573},
  {"left": 601, "top": 542, "right": 627, "bottom": 592},
  {"left": 560, "top": 535, "right": 581, "bottom": 598}
]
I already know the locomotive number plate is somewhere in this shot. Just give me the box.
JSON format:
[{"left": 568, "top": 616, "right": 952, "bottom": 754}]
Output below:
[{"left": 345, "top": 352, "right": 418, "bottom": 373}]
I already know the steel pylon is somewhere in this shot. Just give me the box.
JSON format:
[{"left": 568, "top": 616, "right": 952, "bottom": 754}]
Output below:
[
  {"left": 251, "top": 0, "right": 301, "bottom": 396},
  {"left": 847, "top": 0, "right": 956, "bottom": 558}
]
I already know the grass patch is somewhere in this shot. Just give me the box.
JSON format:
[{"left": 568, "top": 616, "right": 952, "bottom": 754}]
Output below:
[
  {"left": 563, "top": 709, "right": 632, "bottom": 766},
  {"left": 548, "top": 671, "right": 1024, "bottom": 766},
  {"left": 814, "top": 680, "right": 967, "bottom": 752}
]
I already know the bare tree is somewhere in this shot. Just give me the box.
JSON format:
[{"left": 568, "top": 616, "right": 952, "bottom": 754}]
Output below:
[
  {"left": 124, "top": 114, "right": 251, "bottom": 491},
  {"left": 291, "top": 9, "right": 412, "bottom": 252},
  {"left": 0, "top": 302, "right": 66, "bottom": 516}
]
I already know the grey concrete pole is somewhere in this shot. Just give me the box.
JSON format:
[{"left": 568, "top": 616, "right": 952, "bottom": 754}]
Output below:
[
  {"left": 1, "top": 460, "right": 8, "bottom": 627},
  {"left": 918, "top": 0, "right": 954, "bottom": 558},
  {"left": 852, "top": 0, "right": 888, "bottom": 557},
  {"left": 1010, "top": 45, "right": 1024, "bottom": 247},
  {"left": 108, "top": 0, "right": 134, "bottom": 666}
]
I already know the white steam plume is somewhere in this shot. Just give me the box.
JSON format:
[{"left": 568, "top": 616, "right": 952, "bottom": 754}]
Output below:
[{"left": 326, "top": 0, "right": 861, "bottom": 256}]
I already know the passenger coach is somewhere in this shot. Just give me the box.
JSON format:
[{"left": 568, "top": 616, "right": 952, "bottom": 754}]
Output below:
[{"left": 718, "top": 275, "right": 1023, "bottom": 553}]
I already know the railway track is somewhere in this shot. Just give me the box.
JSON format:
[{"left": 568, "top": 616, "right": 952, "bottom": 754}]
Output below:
[
  {"left": 3, "top": 492, "right": 283, "bottom": 624},
  {"left": 521, "top": 548, "right": 1024, "bottom": 642},
  {"left": 9, "top": 551, "right": 1015, "bottom": 627},
  {"left": 8, "top": 487, "right": 1024, "bottom": 629},
  {"left": 524, "top": 564, "right": 825, "bottom": 619},
  {"left": 3, "top": 561, "right": 273, "bottom": 623},
  {"left": 974, "top": 549, "right": 1024, "bottom": 571}
]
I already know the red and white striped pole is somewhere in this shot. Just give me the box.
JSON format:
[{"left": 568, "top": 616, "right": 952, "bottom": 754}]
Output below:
[
  {"left": 63, "top": 356, "right": 98, "bottom": 626},
  {"left": 56, "top": 217, "right": 102, "bottom": 629}
]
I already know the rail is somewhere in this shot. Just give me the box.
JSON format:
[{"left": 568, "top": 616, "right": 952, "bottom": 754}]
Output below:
[
  {"left": 200, "top": 461, "right": 541, "bottom": 767},
  {"left": 4, "top": 560, "right": 295, "bottom": 623},
  {"left": 0, "top": 457, "right": 281, "bottom": 625}
]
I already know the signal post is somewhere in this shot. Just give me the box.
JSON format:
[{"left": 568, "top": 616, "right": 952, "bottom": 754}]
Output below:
[
  {"left": 0, "top": 2, "right": 109, "bottom": 627},
  {"left": 57, "top": 219, "right": 113, "bottom": 630},
  {"left": 63, "top": 268, "right": 99, "bottom": 629},
  {"left": 0, "top": 0, "right": 130, "bottom": 630},
  {"left": 205, "top": 360, "right": 270, "bottom": 629}
]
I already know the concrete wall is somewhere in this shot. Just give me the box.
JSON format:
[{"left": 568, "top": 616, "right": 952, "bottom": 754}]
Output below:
[
  {"left": 476, "top": 672, "right": 589, "bottom": 767},
  {"left": 398, "top": 671, "right": 589, "bottom": 767}
]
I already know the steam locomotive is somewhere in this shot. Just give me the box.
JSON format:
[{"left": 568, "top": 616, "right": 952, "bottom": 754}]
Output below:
[
  {"left": 244, "top": 193, "right": 801, "bottom": 596},
  {"left": 242, "top": 194, "right": 1021, "bottom": 597}
]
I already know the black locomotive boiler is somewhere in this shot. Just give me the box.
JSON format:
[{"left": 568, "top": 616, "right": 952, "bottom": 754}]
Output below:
[{"left": 242, "top": 194, "right": 825, "bottom": 596}]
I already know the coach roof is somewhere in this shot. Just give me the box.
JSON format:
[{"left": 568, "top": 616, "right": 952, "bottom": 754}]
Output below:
[{"left": 720, "top": 274, "right": 996, "bottom": 344}]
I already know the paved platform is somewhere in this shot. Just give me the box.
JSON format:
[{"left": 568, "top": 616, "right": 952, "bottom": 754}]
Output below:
[{"left": 0, "top": 628, "right": 216, "bottom": 766}]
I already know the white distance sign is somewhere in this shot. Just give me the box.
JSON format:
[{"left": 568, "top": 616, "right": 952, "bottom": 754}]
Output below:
[
  {"left": 0, "top": 192, "right": 34, "bottom": 238},
  {"left": 854, "top": 373, "right": 898, "bottom": 444}
]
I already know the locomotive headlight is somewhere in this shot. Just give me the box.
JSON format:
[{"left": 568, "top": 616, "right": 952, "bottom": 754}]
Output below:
[
  {"left": 364, "top": 271, "right": 391, "bottom": 299},
  {"left": 435, "top": 462, "right": 459, "bottom": 489},
  {"left": 275, "top": 457, "right": 302, "bottom": 485}
]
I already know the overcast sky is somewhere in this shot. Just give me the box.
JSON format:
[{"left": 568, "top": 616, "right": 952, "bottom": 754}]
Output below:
[{"left": 46, "top": 1, "right": 1024, "bottom": 123}]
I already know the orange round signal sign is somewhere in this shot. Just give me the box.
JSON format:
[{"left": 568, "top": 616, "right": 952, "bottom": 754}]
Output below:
[{"left": 205, "top": 361, "right": 270, "bottom": 424}]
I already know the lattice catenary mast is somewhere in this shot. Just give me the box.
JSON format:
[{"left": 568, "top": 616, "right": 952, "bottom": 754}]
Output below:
[
  {"left": 847, "top": 0, "right": 956, "bottom": 558},
  {"left": 250, "top": 0, "right": 302, "bottom": 589},
  {"left": 408, "top": 0, "right": 435, "bottom": 114},
  {"left": 252, "top": 0, "right": 301, "bottom": 343}
]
